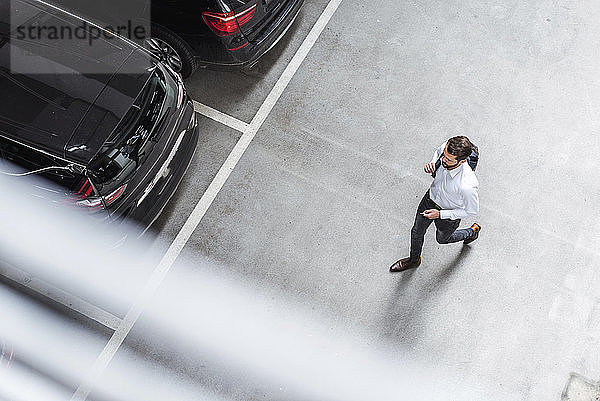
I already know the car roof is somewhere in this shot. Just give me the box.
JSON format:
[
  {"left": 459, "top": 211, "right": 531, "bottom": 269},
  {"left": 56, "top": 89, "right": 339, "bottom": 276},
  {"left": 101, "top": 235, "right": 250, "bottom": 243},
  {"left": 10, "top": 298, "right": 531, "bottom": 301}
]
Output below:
[{"left": 0, "top": 0, "right": 153, "bottom": 164}]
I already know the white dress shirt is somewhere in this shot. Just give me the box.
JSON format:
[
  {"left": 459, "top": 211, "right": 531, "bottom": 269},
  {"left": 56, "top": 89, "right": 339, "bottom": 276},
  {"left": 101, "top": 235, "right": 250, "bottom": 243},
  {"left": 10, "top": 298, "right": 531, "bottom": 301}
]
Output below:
[{"left": 429, "top": 141, "right": 479, "bottom": 220}]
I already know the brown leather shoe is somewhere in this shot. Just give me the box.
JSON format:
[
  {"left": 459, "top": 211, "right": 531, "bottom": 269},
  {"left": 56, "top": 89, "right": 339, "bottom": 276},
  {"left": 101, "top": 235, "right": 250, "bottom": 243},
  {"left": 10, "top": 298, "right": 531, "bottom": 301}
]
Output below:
[
  {"left": 463, "top": 223, "right": 481, "bottom": 245},
  {"left": 389, "top": 257, "right": 421, "bottom": 272}
]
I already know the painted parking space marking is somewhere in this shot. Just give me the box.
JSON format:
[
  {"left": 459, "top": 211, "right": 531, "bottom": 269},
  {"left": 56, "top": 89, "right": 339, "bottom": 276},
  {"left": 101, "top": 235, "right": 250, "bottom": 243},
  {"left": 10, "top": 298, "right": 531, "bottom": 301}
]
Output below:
[
  {"left": 193, "top": 100, "right": 250, "bottom": 133},
  {"left": 72, "top": 0, "right": 345, "bottom": 400},
  {"left": 0, "top": 265, "right": 121, "bottom": 331}
]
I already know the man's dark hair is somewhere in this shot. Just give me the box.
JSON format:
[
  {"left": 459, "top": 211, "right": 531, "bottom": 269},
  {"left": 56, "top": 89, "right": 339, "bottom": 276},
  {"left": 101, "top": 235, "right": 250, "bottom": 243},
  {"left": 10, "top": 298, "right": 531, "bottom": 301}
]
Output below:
[{"left": 446, "top": 136, "right": 473, "bottom": 161}]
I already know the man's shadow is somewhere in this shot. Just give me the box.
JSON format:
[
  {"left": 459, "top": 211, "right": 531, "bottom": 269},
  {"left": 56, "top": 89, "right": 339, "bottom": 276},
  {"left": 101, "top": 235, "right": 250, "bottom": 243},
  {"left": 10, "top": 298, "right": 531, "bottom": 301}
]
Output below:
[{"left": 378, "top": 245, "right": 473, "bottom": 347}]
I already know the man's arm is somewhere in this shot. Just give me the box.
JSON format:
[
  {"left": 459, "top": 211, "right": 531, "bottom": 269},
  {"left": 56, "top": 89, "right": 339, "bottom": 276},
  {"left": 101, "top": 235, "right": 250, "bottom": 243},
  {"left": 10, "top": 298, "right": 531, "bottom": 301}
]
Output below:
[
  {"left": 423, "top": 141, "right": 447, "bottom": 174},
  {"left": 439, "top": 186, "right": 479, "bottom": 220}
]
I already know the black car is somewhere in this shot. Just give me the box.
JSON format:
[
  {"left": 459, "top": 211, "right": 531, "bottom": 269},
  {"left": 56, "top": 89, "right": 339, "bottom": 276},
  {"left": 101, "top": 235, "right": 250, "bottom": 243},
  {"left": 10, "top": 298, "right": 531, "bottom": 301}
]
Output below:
[
  {"left": 49, "top": 0, "right": 305, "bottom": 78},
  {"left": 0, "top": 0, "right": 199, "bottom": 232}
]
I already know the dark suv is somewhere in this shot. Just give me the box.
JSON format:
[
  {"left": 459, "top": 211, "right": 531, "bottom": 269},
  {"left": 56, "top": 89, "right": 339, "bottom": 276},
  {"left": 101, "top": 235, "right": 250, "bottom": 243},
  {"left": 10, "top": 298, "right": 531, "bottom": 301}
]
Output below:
[
  {"left": 0, "top": 0, "right": 199, "bottom": 232},
  {"left": 49, "top": 0, "right": 305, "bottom": 78}
]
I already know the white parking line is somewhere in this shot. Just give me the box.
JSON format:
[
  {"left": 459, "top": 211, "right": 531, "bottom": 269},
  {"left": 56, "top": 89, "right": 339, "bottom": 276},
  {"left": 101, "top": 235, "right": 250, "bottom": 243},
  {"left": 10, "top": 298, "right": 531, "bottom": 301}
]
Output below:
[
  {"left": 0, "top": 264, "right": 121, "bottom": 331},
  {"left": 247, "top": 0, "right": 344, "bottom": 134},
  {"left": 193, "top": 100, "right": 249, "bottom": 133},
  {"left": 71, "top": 1, "right": 345, "bottom": 400}
]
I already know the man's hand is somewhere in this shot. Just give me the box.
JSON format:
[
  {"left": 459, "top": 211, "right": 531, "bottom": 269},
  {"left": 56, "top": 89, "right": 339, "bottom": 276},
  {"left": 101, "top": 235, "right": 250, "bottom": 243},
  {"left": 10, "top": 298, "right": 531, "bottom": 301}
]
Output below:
[
  {"left": 424, "top": 162, "right": 435, "bottom": 174},
  {"left": 421, "top": 209, "right": 440, "bottom": 219}
]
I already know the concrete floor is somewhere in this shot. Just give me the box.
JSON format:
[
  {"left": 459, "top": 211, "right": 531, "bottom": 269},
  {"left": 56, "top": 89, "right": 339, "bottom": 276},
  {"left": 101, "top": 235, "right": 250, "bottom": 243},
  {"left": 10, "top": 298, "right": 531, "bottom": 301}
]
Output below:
[
  {"left": 144, "top": 0, "right": 600, "bottom": 399},
  {"left": 7, "top": 0, "right": 600, "bottom": 400}
]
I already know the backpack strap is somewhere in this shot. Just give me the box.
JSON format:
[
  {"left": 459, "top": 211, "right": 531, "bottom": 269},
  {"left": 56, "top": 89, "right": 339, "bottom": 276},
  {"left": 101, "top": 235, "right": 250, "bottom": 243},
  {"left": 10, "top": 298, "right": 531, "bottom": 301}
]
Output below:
[{"left": 468, "top": 145, "right": 479, "bottom": 171}]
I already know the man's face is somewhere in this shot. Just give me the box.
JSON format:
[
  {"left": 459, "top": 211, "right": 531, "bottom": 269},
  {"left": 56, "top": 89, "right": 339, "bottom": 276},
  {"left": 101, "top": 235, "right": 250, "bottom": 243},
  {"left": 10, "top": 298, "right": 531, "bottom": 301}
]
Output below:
[{"left": 441, "top": 145, "right": 464, "bottom": 170}]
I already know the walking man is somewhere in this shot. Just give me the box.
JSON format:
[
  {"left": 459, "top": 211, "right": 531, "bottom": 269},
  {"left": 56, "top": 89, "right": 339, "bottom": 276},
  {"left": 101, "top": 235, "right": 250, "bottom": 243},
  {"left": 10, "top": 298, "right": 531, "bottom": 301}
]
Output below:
[{"left": 389, "top": 136, "right": 481, "bottom": 272}]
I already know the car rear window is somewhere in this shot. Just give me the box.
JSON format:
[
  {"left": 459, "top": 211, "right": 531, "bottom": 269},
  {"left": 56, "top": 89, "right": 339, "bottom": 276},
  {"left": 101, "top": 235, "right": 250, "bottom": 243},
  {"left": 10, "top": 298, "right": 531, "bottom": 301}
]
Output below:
[
  {"left": 87, "top": 68, "right": 168, "bottom": 193},
  {"left": 0, "top": 135, "right": 84, "bottom": 192}
]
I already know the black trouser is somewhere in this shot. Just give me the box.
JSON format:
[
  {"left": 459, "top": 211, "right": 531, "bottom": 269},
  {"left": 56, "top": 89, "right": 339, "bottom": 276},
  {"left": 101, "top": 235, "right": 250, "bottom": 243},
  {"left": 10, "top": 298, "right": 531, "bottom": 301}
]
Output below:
[{"left": 409, "top": 190, "right": 473, "bottom": 262}]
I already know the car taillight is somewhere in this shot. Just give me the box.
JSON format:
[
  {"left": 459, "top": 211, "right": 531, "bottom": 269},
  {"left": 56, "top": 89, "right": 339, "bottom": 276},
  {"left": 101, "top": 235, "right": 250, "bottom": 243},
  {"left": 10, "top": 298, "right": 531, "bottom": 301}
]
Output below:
[
  {"left": 72, "top": 178, "right": 102, "bottom": 209},
  {"left": 202, "top": 4, "right": 257, "bottom": 36},
  {"left": 104, "top": 184, "right": 127, "bottom": 206},
  {"left": 71, "top": 179, "right": 126, "bottom": 209},
  {"left": 1, "top": 340, "right": 14, "bottom": 367}
]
